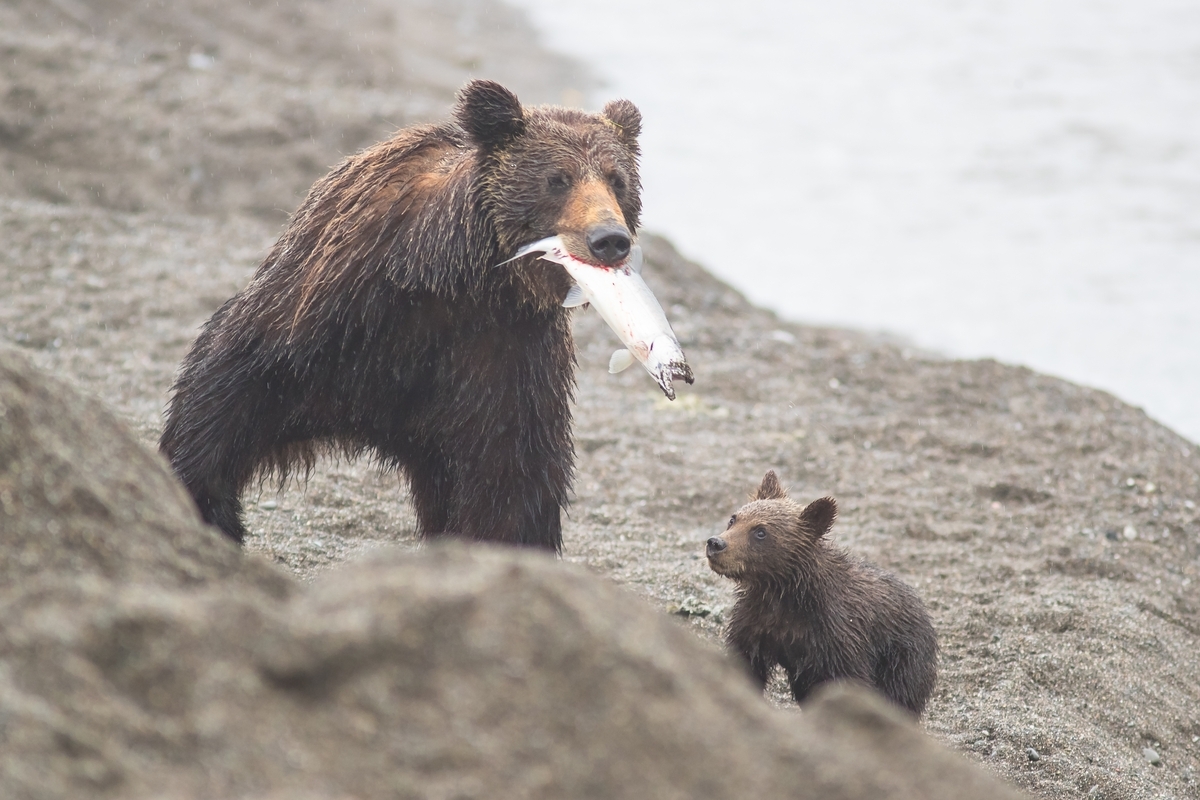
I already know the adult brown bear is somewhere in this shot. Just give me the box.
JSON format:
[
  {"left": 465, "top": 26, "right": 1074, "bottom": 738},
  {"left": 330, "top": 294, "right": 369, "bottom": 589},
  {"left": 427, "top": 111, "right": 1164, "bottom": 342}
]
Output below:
[{"left": 160, "top": 80, "right": 678, "bottom": 552}]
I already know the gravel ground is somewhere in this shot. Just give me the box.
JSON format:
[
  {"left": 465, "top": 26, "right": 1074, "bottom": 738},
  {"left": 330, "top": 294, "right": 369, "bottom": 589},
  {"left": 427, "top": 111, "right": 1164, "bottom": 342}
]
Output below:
[{"left": 2, "top": 1, "right": 1198, "bottom": 797}]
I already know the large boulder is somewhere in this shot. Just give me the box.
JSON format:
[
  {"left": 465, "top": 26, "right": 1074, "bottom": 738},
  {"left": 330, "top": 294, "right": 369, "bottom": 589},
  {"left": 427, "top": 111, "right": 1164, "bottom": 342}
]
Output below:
[
  {"left": 0, "top": 346, "right": 287, "bottom": 592},
  {"left": 0, "top": 348, "right": 1024, "bottom": 798}
]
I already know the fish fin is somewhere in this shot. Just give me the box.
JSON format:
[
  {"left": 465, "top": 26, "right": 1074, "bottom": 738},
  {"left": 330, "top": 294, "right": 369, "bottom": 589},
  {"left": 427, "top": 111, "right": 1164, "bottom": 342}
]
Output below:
[
  {"left": 628, "top": 243, "right": 644, "bottom": 274},
  {"left": 608, "top": 349, "right": 636, "bottom": 374},
  {"left": 562, "top": 283, "right": 588, "bottom": 308}
]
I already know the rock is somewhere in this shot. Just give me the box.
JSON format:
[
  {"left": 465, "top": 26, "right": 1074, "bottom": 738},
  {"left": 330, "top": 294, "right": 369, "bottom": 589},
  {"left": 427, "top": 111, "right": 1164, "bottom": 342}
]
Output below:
[
  {"left": 670, "top": 594, "right": 720, "bottom": 619},
  {"left": 0, "top": 347, "right": 288, "bottom": 595},
  {"left": 1144, "top": 747, "right": 1162, "bottom": 766},
  {"left": 1026, "top": 747, "right": 1042, "bottom": 762},
  {"left": 2, "top": 541, "right": 1031, "bottom": 799},
  {"left": 802, "top": 684, "right": 1027, "bottom": 798},
  {"left": 0, "top": 350, "right": 1028, "bottom": 799}
]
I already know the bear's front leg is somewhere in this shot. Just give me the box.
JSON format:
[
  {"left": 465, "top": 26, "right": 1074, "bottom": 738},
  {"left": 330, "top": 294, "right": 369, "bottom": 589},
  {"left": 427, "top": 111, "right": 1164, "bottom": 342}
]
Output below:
[
  {"left": 160, "top": 310, "right": 295, "bottom": 544},
  {"left": 725, "top": 624, "right": 775, "bottom": 692},
  {"left": 412, "top": 311, "right": 575, "bottom": 552}
]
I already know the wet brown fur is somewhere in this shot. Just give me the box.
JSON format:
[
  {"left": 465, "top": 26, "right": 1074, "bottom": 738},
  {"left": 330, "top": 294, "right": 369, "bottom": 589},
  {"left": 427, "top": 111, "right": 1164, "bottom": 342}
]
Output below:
[
  {"left": 707, "top": 471, "right": 938, "bottom": 715},
  {"left": 160, "top": 81, "right": 643, "bottom": 551}
]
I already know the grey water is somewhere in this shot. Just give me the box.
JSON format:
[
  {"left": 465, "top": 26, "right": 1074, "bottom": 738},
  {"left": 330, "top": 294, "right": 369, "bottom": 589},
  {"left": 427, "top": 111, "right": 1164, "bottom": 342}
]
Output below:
[{"left": 504, "top": 0, "right": 1200, "bottom": 443}]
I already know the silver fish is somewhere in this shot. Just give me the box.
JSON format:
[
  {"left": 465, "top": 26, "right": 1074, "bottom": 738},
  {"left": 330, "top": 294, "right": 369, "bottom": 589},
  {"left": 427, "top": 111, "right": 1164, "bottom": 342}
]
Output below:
[{"left": 506, "top": 236, "right": 694, "bottom": 400}]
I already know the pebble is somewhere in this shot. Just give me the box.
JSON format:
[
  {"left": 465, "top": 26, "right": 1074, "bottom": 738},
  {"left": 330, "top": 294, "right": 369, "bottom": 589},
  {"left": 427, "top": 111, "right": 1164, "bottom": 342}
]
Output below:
[
  {"left": 769, "top": 329, "right": 796, "bottom": 344},
  {"left": 671, "top": 595, "right": 719, "bottom": 620},
  {"left": 1122, "top": 524, "right": 1137, "bottom": 541},
  {"left": 1026, "top": 747, "right": 1041, "bottom": 762},
  {"left": 259, "top": 499, "right": 278, "bottom": 510},
  {"left": 1143, "top": 747, "right": 1161, "bottom": 766}
]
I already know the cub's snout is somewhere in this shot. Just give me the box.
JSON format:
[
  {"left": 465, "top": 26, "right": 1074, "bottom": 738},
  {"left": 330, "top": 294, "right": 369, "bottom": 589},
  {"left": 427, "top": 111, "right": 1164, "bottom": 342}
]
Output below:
[{"left": 705, "top": 536, "right": 727, "bottom": 557}]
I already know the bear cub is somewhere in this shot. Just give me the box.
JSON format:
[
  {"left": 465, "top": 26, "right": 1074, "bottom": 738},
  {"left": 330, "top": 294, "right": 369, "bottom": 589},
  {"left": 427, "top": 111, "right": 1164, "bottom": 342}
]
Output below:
[{"left": 706, "top": 471, "right": 937, "bottom": 715}]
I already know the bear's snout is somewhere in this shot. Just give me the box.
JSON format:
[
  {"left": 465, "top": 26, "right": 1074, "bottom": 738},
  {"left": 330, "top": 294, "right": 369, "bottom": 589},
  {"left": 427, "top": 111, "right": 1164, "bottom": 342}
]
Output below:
[
  {"left": 587, "top": 225, "right": 632, "bottom": 265},
  {"left": 706, "top": 536, "right": 727, "bottom": 557}
]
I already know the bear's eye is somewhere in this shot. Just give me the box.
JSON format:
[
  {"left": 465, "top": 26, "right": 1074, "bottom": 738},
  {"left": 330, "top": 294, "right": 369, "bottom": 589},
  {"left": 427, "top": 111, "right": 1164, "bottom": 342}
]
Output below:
[
  {"left": 727, "top": 515, "right": 736, "bottom": 529},
  {"left": 753, "top": 527, "right": 767, "bottom": 541},
  {"left": 608, "top": 172, "right": 626, "bottom": 194},
  {"left": 547, "top": 171, "right": 571, "bottom": 191}
]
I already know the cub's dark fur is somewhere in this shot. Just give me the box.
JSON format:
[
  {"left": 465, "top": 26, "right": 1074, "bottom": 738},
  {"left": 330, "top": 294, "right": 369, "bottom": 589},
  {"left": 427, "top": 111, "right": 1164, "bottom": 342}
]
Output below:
[
  {"left": 160, "top": 80, "right": 646, "bottom": 551},
  {"left": 706, "top": 471, "right": 938, "bottom": 715}
]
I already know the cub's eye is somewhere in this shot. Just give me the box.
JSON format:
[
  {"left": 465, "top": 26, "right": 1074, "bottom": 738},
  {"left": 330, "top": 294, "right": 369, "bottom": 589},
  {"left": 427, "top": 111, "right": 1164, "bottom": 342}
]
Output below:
[
  {"left": 752, "top": 527, "right": 767, "bottom": 540},
  {"left": 547, "top": 171, "right": 571, "bottom": 191},
  {"left": 608, "top": 172, "right": 627, "bottom": 193},
  {"left": 727, "top": 515, "right": 736, "bottom": 529}
]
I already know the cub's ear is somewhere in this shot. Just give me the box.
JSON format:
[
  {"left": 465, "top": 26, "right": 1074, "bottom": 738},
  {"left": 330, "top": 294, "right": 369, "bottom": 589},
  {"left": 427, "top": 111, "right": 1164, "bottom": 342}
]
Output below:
[
  {"left": 754, "top": 470, "right": 788, "bottom": 501},
  {"left": 455, "top": 80, "right": 525, "bottom": 148},
  {"left": 799, "top": 497, "right": 838, "bottom": 538},
  {"left": 603, "top": 99, "right": 642, "bottom": 147}
]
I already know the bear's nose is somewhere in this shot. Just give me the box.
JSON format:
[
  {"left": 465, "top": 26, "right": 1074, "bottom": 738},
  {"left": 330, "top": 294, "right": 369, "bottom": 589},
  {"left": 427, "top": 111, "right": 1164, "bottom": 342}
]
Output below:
[
  {"left": 587, "top": 225, "right": 632, "bottom": 265},
  {"left": 706, "top": 537, "right": 727, "bottom": 557}
]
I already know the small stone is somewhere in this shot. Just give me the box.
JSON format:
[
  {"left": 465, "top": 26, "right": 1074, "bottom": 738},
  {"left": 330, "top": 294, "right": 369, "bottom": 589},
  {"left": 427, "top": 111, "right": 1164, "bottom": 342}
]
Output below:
[
  {"left": 769, "top": 329, "right": 796, "bottom": 344},
  {"left": 1143, "top": 747, "right": 1161, "bottom": 766},
  {"left": 671, "top": 595, "right": 713, "bottom": 619},
  {"left": 188, "top": 51, "right": 216, "bottom": 70},
  {"left": 1026, "top": 747, "right": 1041, "bottom": 762},
  {"left": 1123, "top": 525, "right": 1137, "bottom": 541},
  {"left": 259, "top": 499, "right": 278, "bottom": 510}
]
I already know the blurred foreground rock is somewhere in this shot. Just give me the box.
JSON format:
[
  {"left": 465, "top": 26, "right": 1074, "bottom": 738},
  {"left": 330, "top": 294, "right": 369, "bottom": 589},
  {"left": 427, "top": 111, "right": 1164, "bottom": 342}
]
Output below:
[{"left": 0, "top": 348, "right": 1024, "bottom": 798}]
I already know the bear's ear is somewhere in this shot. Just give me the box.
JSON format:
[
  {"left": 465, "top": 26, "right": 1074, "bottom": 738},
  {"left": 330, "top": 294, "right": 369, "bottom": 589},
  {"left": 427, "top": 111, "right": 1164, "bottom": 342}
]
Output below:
[
  {"left": 602, "top": 99, "right": 642, "bottom": 146},
  {"left": 799, "top": 497, "right": 838, "bottom": 539},
  {"left": 455, "top": 80, "right": 525, "bottom": 149},
  {"left": 754, "top": 470, "right": 788, "bottom": 501}
]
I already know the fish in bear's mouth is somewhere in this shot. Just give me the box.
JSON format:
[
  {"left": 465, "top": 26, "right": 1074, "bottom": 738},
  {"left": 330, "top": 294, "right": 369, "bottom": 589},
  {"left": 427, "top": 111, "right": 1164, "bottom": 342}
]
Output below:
[{"left": 502, "top": 236, "right": 694, "bottom": 400}]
